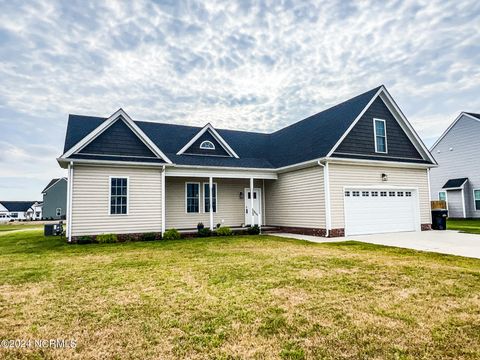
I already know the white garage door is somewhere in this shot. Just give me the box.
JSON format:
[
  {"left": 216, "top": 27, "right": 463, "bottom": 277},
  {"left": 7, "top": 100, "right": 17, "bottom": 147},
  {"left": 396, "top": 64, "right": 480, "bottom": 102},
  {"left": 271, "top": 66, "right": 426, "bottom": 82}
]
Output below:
[{"left": 344, "top": 189, "right": 419, "bottom": 236}]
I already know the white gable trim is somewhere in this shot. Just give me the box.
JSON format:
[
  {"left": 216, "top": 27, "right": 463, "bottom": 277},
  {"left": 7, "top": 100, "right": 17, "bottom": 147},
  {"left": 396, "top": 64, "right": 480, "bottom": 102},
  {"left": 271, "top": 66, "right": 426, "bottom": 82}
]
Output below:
[
  {"left": 42, "top": 177, "right": 67, "bottom": 194},
  {"left": 176, "top": 123, "right": 239, "bottom": 158},
  {"left": 326, "top": 86, "right": 436, "bottom": 164},
  {"left": 60, "top": 109, "right": 172, "bottom": 164},
  {"left": 430, "top": 112, "right": 480, "bottom": 150}
]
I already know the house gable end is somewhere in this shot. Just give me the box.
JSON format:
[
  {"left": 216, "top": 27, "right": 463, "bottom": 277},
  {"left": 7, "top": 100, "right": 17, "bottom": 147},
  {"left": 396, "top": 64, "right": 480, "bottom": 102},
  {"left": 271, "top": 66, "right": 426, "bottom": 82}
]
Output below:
[
  {"left": 78, "top": 118, "right": 158, "bottom": 158},
  {"left": 333, "top": 97, "right": 424, "bottom": 161},
  {"left": 177, "top": 123, "right": 239, "bottom": 158},
  {"left": 183, "top": 130, "right": 230, "bottom": 156}
]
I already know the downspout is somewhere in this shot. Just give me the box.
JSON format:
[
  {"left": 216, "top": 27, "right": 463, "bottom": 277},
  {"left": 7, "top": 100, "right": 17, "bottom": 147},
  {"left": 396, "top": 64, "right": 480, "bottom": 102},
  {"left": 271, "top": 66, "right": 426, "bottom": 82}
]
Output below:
[
  {"left": 318, "top": 160, "right": 331, "bottom": 237},
  {"left": 67, "top": 161, "right": 73, "bottom": 242},
  {"left": 161, "top": 165, "right": 166, "bottom": 235}
]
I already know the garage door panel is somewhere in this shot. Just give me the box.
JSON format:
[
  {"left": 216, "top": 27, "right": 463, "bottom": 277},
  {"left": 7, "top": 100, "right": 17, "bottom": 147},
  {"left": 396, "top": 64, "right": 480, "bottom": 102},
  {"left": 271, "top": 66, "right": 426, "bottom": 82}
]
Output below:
[{"left": 344, "top": 189, "right": 419, "bottom": 236}]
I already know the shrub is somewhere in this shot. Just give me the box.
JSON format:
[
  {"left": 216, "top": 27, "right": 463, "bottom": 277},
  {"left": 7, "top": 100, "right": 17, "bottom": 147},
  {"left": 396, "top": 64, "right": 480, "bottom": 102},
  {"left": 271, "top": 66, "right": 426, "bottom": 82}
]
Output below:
[
  {"left": 216, "top": 226, "right": 232, "bottom": 236},
  {"left": 216, "top": 223, "right": 221, "bottom": 229},
  {"left": 197, "top": 227, "right": 212, "bottom": 237},
  {"left": 248, "top": 225, "right": 260, "bottom": 235},
  {"left": 96, "top": 233, "right": 118, "bottom": 243},
  {"left": 141, "top": 232, "right": 157, "bottom": 241},
  {"left": 77, "top": 235, "right": 94, "bottom": 244},
  {"left": 163, "top": 229, "right": 181, "bottom": 240},
  {"left": 197, "top": 222, "right": 204, "bottom": 230}
]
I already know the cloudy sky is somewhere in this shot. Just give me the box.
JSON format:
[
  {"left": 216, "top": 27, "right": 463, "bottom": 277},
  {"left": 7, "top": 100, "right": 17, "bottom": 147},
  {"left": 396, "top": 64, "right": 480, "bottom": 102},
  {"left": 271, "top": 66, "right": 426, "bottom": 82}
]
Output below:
[{"left": 0, "top": 0, "right": 479, "bottom": 200}]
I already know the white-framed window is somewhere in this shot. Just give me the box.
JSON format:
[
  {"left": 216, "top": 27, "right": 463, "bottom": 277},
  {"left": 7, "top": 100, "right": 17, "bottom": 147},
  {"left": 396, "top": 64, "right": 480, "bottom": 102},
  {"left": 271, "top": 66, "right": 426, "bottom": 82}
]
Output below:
[
  {"left": 186, "top": 182, "right": 200, "bottom": 213},
  {"left": 200, "top": 140, "right": 215, "bottom": 150},
  {"left": 438, "top": 191, "right": 447, "bottom": 201},
  {"left": 362, "top": 191, "right": 369, "bottom": 197},
  {"left": 56, "top": 208, "right": 62, "bottom": 217},
  {"left": 345, "top": 191, "right": 350, "bottom": 197},
  {"left": 389, "top": 191, "right": 396, "bottom": 197},
  {"left": 474, "top": 189, "right": 480, "bottom": 211},
  {"left": 372, "top": 191, "right": 378, "bottom": 197},
  {"left": 380, "top": 191, "right": 387, "bottom": 197},
  {"left": 203, "top": 183, "right": 217, "bottom": 212},
  {"left": 352, "top": 191, "right": 360, "bottom": 197},
  {"left": 405, "top": 191, "right": 412, "bottom": 197},
  {"left": 10, "top": 212, "right": 18, "bottom": 218},
  {"left": 110, "top": 177, "right": 128, "bottom": 215},
  {"left": 397, "top": 191, "right": 404, "bottom": 197},
  {"left": 374, "top": 118, "right": 387, "bottom": 153}
]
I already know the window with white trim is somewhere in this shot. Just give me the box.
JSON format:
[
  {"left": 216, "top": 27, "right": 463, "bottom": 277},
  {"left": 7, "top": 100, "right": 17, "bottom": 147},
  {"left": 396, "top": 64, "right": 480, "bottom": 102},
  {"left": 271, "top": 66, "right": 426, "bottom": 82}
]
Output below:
[
  {"left": 438, "top": 191, "right": 447, "bottom": 201},
  {"left": 474, "top": 190, "right": 480, "bottom": 211},
  {"left": 10, "top": 212, "right": 18, "bottom": 218},
  {"left": 203, "top": 183, "right": 217, "bottom": 212},
  {"left": 345, "top": 191, "right": 350, "bottom": 197},
  {"left": 186, "top": 183, "right": 200, "bottom": 213},
  {"left": 352, "top": 191, "right": 360, "bottom": 197},
  {"left": 200, "top": 140, "right": 215, "bottom": 150},
  {"left": 56, "top": 208, "right": 62, "bottom": 217},
  {"left": 372, "top": 191, "right": 378, "bottom": 197},
  {"left": 389, "top": 191, "right": 396, "bottom": 197},
  {"left": 374, "top": 119, "right": 387, "bottom": 153},
  {"left": 110, "top": 177, "right": 128, "bottom": 215},
  {"left": 406, "top": 191, "right": 412, "bottom": 197},
  {"left": 380, "top": 191, "right": 387, "bottom": 197}
]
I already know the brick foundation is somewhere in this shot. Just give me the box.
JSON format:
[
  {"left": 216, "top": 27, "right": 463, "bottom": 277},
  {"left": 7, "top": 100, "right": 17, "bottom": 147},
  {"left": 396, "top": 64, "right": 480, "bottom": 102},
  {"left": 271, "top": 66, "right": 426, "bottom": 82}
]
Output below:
[
  {"left": 273, "top": 226, "right": 327, "bottom": 237},
  {"left": 71, "top": 232, "right": 162, "bottom": 243},
  {"left": 328, "top": 228, "right": 345, "bottom": 237},
  {"left": 421, "top": 223, "right": 432, "bottom": 231}
]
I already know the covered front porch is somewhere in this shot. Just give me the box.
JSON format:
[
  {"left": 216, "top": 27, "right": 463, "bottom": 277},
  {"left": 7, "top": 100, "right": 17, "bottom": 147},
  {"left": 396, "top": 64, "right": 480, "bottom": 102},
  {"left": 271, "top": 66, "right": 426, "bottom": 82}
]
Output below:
[{"left": 162, "top": 167, "right": 277, "bottom": 232}]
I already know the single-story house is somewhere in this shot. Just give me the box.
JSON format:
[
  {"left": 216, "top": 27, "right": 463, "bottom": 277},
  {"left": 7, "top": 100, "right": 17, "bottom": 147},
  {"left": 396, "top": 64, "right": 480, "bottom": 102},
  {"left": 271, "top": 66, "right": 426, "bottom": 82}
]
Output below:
[
  {"left": 0, "top": 201, "right": 39, "bottom": 221},
  {"left": 430, "top": 112, "right": 480, "bottom": 218},
  {"left": 57, "top": 85, "right": 436, "bottom": 242},
  {"left": 41, "top": 178, "right": 67, "bottom": 219}
]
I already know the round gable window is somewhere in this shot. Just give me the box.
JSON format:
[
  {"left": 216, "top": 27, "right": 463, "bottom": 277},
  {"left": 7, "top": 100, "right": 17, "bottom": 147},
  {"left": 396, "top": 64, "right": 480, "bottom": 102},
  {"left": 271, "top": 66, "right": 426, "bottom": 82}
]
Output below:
[{"left": 200, "top": 140, "right": 215, "bottom": 150}]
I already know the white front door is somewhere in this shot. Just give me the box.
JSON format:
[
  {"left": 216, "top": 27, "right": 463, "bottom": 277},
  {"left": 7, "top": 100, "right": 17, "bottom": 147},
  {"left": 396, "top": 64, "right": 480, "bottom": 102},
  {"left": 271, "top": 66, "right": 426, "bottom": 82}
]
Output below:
[
  {"left": 344, "top": 188, "right": 420, "bottom": 236},
  {"left": 244, "top": 188, "right": 261, "bottom": 226}
]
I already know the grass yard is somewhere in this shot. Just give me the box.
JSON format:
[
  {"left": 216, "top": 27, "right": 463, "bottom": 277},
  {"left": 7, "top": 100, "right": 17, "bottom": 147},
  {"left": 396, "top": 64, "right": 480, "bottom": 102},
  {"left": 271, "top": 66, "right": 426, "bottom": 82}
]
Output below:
[
  {"left": 0, "top": 223, "right": 43, "bottom": 232},
  {"left": 448, "top": 218, "right": 480, "bottom": 234},
  {"left": 0, "top": 230, "right": 479, "bottom": 359}
]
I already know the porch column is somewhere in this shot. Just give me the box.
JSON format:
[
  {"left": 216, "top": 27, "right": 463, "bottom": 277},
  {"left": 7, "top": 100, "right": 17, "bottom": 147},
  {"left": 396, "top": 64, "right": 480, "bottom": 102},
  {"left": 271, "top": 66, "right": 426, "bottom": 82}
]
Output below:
[
  {"left": 250, "top": 177, "right": 254, "bottom": 226},
  {"left": 209, "top": 176, "right": 214, "bottom": 230}
]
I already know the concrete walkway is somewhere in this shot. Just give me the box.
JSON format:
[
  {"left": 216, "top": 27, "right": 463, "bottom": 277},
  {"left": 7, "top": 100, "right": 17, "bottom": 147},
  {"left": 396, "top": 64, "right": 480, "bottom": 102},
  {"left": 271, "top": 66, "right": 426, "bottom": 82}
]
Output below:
[{"left": 271, "top": 230, "right": 480, "bottom": 259}]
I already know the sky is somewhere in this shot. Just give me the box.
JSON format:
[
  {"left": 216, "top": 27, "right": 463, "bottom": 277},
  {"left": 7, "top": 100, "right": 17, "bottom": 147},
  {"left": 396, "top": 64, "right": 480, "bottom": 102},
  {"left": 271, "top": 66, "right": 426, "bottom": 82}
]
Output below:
[{"left": 0, "top": 0, "right": 479, "bottom": 200}]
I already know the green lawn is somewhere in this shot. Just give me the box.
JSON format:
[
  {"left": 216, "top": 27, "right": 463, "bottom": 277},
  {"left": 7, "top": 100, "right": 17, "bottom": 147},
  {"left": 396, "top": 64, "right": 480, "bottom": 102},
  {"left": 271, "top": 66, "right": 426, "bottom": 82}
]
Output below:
[
  {"left": 0, "top": 230, "right": 479, "bottom": 359},
  {"left": 0, "top": 223, "right": 44, "bottom": 232},
  {"left": 448, "top": 219, "right": 480, "bottom": 234}
]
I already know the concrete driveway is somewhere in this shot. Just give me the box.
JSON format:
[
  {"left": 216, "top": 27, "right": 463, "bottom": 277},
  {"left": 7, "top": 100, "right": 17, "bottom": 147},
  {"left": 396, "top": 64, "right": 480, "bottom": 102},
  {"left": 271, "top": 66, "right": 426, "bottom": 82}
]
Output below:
[{"left": 272, "top": 230, "right": 480, "bottom": 259}]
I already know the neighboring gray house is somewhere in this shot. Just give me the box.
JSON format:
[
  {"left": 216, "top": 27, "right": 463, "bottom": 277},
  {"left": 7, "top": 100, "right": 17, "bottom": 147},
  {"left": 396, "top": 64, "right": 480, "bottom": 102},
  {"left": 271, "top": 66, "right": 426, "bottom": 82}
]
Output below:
[
  {"left": 57, "top": 85, "right": 437, "bottom": 242},
  {"left": 430, "top": 112, "right": 480, "bottom": 218},
  {"left": 41, "top": 178, "right": 67, "bottom": 219}
]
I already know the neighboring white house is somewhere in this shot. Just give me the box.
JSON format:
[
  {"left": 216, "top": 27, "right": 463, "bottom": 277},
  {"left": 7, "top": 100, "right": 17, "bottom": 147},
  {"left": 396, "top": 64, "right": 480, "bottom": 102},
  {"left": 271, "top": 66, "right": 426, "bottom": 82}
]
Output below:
[
  {"left": 430, "top": 112, "right": 480, "bottom": 218},
  {"left": 0, "top": 201, "right": 39, "bottom": 221},
  {"left": 26, "top": 201, "right": 43, "bottom": 220},
  {"left": 57, "top": 85, "right": 437, "bottom": 242}
]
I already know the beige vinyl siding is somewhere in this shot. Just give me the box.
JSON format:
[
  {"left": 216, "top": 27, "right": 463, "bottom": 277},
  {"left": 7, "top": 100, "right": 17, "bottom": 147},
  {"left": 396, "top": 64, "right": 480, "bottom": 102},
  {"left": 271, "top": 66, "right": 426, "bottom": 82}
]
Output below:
[
  {"left": 328, "top": 163, "right": 431, "bottom": 229},
  {"left": 71, "top": 165, "right": 162, "bottom": 236},
  {"left": 165, "top": 178, "right": 262, "bottom": 229},
  {"left": 265, "top": 166, "right": 325, "bottom": 228}
]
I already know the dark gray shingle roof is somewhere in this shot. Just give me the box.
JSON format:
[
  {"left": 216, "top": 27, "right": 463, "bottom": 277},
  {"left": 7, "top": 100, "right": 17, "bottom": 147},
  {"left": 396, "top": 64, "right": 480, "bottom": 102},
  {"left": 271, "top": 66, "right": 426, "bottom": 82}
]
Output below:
[
  {"left": 442, "top": 178, "right": 468, "bottom": 189},
  {"left": 62, "top": 86, "right": 406, "bottom": 168},
  {"left": 0, "top": 201, "right": 37, "bottom": 212}
]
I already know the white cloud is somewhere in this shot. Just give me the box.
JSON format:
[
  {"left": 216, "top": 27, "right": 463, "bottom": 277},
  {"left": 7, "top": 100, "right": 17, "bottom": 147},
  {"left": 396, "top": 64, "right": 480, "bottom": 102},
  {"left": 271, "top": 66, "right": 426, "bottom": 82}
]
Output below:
[{"left": 0, "top": 0, "right": 479, "bottom": 198}]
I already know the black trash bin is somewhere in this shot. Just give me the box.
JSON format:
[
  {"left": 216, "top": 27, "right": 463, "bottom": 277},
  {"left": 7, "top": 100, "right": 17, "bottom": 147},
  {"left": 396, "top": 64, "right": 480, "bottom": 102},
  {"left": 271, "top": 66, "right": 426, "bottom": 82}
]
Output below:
[
  {"left": 44, "top": 224, "right": 54, "bottom": 236},
  {"left": 431, "top": 209, "right": 448, "bottom": 230}
]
